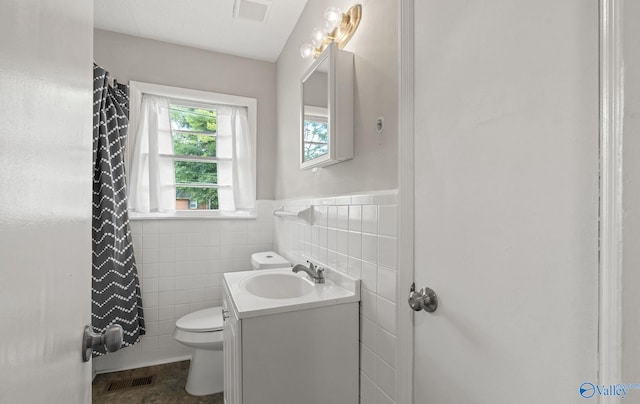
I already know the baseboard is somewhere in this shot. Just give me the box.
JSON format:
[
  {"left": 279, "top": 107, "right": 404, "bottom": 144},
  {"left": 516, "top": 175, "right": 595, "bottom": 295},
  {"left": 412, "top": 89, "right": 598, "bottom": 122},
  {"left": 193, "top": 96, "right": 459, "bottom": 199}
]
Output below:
[{"left": 94, "top": 354, "right": 192, "bottom": 375}]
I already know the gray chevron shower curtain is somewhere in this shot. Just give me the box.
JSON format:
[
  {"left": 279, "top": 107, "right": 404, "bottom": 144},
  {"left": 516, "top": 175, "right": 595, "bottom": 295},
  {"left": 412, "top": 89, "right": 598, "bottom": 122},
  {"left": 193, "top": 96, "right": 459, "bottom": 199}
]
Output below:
[{"left": 92, "top": 64, "right": 145, "bottom": 356}]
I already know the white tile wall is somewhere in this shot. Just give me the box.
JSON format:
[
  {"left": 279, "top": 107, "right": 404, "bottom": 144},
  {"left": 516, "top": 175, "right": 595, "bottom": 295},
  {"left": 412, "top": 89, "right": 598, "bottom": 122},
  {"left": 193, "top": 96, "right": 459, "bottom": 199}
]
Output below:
[
  {"left": 95, "top": 192, "right": 399, "bottom": 404},
  {"left": 92, "top": 200, "right": 276, "bottom": 374},
  {"left": 274, "top": 191, "right": 398, "bottom": 404}
]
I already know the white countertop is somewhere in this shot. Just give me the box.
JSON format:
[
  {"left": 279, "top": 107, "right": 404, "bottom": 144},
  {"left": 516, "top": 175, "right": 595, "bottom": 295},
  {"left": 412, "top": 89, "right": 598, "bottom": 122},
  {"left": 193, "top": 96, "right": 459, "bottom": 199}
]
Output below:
[{"left": 223, "top": 267, "right": 361, "bottom": 319}]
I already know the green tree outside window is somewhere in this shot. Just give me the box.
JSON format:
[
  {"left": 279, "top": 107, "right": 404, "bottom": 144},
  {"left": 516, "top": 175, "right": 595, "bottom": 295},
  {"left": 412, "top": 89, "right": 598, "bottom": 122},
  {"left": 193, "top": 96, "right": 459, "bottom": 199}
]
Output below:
[{"left": 170, "top": 106, "right": 219, "bottom": 209}]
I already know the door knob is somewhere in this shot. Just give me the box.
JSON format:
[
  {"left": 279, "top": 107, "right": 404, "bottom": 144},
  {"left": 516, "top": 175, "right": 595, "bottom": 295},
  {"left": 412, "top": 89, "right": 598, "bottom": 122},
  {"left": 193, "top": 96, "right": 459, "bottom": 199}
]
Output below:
[
  {"left": 82, "top": 324, "right": 123, "bottom": 362},
  {"left": 408, "top": 282, "right": 438, "bottom": 312}
]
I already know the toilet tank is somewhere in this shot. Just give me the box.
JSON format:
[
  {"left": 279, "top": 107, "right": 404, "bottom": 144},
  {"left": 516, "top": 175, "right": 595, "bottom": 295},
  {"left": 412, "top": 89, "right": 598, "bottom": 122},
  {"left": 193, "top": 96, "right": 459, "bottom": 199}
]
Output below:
[{"left": 251, "top": 251, "right": 290, "bottom": 270}]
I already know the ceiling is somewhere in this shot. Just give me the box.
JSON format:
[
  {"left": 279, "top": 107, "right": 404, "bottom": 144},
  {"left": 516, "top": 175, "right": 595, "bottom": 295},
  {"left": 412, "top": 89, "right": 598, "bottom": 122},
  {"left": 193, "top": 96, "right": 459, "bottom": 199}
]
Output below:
[{"left": 94, "top": 0, "right": 309, "bottom": 62}]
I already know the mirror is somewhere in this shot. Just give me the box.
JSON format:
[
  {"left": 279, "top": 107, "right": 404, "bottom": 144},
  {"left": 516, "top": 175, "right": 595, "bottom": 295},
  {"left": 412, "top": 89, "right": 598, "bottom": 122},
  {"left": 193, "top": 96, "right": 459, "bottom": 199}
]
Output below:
[
  {"left": 300, "top": 43, "right": 353, "bottom": 169},
  {"left": 302, "top": 56, "right": 330, "bottom": 164}
]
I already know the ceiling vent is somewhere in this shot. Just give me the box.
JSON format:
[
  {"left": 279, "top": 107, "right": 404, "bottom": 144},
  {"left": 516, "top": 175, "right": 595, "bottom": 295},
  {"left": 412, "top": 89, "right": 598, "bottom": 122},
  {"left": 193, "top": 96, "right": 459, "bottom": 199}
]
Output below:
[{"left": 233, "top": 0, "right": 272, "bottom": 23}]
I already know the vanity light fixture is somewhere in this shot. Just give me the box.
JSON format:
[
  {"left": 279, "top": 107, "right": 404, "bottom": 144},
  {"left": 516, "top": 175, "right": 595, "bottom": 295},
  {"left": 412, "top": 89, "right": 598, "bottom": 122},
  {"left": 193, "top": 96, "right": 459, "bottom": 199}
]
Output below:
[{"left": 300, "top": 4, "right": 362, "bottom": 59}]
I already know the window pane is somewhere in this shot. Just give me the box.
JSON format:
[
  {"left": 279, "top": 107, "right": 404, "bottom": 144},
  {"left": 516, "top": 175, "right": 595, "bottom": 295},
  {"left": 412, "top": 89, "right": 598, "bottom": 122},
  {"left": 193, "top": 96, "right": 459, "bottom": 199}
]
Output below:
[
  {"left": 170, "top": 105, "right": 217, "bottom": 133},
  {"left": 173, "top": 132, "right": 216, "bottom": 157},
  {"left": 174, "top": 161, "right": 217, "bottom": 184},
  {"left": 176, "top": 187, "right": 218, "bottom": 210},
  {"left": 303, "top": 119, "right": 329, "bottom": 161}
]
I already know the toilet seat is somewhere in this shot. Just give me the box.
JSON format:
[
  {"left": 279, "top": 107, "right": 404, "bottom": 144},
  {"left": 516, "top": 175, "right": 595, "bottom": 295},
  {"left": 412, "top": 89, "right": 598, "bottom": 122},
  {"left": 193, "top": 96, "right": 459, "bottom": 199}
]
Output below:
[{"left": 176, "top": 307, "right": 223, "bottom": 332}]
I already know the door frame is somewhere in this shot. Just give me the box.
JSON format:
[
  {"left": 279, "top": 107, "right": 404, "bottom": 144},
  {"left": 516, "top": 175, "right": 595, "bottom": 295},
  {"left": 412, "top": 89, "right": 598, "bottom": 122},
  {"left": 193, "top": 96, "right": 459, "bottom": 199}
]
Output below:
[
  {"left": 598, "top": 0, "right": 624, "bottom": 401},
  {"left": 396, "top": 0, "right": 415, "bottom": 403},
  {"left": 395, "top": 1, "right": 624, "bottom": 403}
]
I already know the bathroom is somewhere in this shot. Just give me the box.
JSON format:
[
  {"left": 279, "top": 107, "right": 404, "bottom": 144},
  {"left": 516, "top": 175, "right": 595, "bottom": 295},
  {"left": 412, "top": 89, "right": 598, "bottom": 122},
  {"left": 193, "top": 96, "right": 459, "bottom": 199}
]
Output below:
[{"left": 2, "top": 0, "right": 640, "bottom": 403}]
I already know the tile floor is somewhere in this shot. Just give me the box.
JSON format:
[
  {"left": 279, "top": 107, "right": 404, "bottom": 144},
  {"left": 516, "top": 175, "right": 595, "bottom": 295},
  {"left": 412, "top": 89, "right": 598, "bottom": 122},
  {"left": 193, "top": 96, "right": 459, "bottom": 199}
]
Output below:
[{"left": 92, "top": 361, "right": 223, "bottom": 404}]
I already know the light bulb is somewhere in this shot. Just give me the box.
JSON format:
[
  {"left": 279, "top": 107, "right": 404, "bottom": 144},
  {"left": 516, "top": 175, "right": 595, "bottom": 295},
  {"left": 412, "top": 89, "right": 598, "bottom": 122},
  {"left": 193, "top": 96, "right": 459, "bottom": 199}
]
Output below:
[
  {"left": 311, "top": 27, "right": 326, "bottom": 48},
  {"left": 323, "top": 7, "right": 343, "bottom": 31},
  {"left": 300, "top": 43, "right": 315, "bottom": 59}
]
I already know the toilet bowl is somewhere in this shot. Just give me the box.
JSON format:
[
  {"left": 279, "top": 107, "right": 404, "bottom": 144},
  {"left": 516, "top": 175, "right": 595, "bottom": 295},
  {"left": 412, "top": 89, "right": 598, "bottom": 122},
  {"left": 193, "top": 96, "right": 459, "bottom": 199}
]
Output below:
[
  {"left": 174, "top": 251, "right": 290, "bottom": 396},
  {"left": 173, "top": 307, "right": 224, "bottom": 396}
]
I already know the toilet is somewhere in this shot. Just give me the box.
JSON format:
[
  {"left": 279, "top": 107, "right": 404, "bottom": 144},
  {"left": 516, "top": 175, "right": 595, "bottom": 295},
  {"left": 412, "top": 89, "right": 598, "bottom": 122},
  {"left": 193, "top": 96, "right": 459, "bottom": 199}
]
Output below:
[
  {"left": 173, "top": 251, "right": 290, "bottom": 396},
  {"left": 173, "top": 307, "right": 224, "bottom": 396}
]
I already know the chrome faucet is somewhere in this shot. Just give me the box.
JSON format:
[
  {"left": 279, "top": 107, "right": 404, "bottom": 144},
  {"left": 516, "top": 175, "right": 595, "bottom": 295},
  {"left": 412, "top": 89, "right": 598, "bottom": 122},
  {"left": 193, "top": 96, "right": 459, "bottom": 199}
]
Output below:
[{"left": 292, "top": 261, "right": 325, "bottom": 283}]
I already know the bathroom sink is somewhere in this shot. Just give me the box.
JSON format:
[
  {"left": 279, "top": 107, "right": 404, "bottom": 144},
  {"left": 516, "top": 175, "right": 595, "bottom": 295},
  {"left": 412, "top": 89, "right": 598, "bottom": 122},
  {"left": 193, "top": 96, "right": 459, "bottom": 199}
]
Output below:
[
  {"left": 240, "top": 272, "right": 314, "bottom": 299},
  {"left": 224, "top": 267, "right": 360, "bottom": 319}
]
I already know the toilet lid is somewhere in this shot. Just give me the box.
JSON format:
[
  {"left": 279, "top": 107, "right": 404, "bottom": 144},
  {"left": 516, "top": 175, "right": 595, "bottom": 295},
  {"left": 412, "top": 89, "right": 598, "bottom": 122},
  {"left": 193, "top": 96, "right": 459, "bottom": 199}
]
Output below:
[{"left": 175, "top": 307, "right": 224, "bottom": 332}]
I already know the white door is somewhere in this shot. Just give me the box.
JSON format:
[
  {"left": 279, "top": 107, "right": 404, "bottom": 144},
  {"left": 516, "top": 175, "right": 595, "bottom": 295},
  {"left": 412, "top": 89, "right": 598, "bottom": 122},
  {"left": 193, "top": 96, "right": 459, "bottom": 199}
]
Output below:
[
  {"left": 411, "top": 0, "right": 599, "bottom": 402},
  {"left": 0, "top": 0, "right": 94, "bottom": 402}
]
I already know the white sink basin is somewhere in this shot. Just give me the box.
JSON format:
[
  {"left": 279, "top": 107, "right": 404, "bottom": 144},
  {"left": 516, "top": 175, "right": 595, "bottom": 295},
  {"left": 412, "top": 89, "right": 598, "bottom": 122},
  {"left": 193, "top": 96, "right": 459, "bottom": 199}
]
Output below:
[
  {"left": 241, "top": 272, "right": 314, "bottom": 299},
  {"left": 224, "top": 268, "right": 361, "bottom": 319}
]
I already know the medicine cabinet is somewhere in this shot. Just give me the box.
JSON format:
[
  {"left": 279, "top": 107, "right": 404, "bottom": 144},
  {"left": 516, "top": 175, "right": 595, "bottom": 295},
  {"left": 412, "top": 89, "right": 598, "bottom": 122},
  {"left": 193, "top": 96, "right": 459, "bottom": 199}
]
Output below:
[{"left": 300, "top": 42, "right": 354, "bottom": 169}]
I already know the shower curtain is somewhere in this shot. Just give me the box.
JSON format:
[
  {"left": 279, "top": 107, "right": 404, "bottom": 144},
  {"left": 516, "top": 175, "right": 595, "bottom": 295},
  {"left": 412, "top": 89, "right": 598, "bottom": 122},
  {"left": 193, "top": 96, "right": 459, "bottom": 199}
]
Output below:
[{"left": 92, "top": 64, "right": 145, "bottom": 356}]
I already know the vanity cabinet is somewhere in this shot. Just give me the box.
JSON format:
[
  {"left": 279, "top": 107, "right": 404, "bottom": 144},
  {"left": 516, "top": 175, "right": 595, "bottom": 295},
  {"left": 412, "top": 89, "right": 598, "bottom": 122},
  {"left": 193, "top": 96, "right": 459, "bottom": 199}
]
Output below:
[
  {"left": 222, "top": 281, "right": 359, "bottom": 404},
  {"left": 223, "top": 290, "right": 242, "bottom": 404}
]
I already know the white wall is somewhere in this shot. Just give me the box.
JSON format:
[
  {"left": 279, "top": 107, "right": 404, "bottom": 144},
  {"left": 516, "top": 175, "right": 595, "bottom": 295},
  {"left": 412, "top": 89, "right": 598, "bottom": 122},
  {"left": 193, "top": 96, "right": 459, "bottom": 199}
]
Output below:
[
  {"left": 275, "top": 0, "right": 399, "bottom": 200},
  {"left": 94, "top": 29, "right": 277, "bottom": 200},
  {"left": 93, "top": 202, "right": 275, "bottom": 373},
  {"left": 274, "top": 2, "right": 400, "bottom": 401},
  {"left": 623, "top": 0, "right": 640, "bottom": 385},
  {"left": 0, "top": 0, "right": 93, "bottom": 402},
  {"left": 92, "top": 31, "right": 281, "bottom": 372},
  {"left": 93, "top": 3, "right": 402, "bottom": 399},
  {"left": 275, "top": 191, "right": 399, "bottom": 404}
]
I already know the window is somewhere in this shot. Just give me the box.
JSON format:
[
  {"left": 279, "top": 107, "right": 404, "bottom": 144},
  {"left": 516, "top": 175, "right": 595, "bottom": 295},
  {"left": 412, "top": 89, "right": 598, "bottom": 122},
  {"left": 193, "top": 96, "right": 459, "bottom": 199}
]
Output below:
[
  {"left": 127, "top": 82, "right": 257, "bottom": 218},
  {"left": 168, "top": 104, "right": 219, "bottom": 210}
]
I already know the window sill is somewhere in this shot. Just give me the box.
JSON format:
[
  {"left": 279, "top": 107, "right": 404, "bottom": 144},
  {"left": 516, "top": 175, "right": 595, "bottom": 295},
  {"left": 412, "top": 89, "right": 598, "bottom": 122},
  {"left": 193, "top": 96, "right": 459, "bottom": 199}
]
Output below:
[{"left": 128, "top": 210, "right": 256, "bottom": 220}]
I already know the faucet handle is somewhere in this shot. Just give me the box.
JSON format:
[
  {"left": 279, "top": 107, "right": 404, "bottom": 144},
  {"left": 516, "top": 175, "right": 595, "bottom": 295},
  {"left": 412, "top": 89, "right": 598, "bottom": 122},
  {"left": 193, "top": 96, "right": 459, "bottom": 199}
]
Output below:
[{"left": 307, "top": 261, "right": 316, "bottom": 271}]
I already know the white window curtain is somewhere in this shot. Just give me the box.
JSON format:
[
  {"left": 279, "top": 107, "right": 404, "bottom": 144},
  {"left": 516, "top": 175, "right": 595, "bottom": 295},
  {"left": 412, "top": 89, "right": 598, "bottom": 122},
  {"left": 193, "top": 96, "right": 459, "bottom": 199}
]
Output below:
[
  {"left": 216, "top": 105, "right": 256, "bottom": 211},
  {"left": 127, "top": 94, "right": 176, "bottom": 213},
  {"left": 127, "top": 95, "right": 255, "bottom": 213}
]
